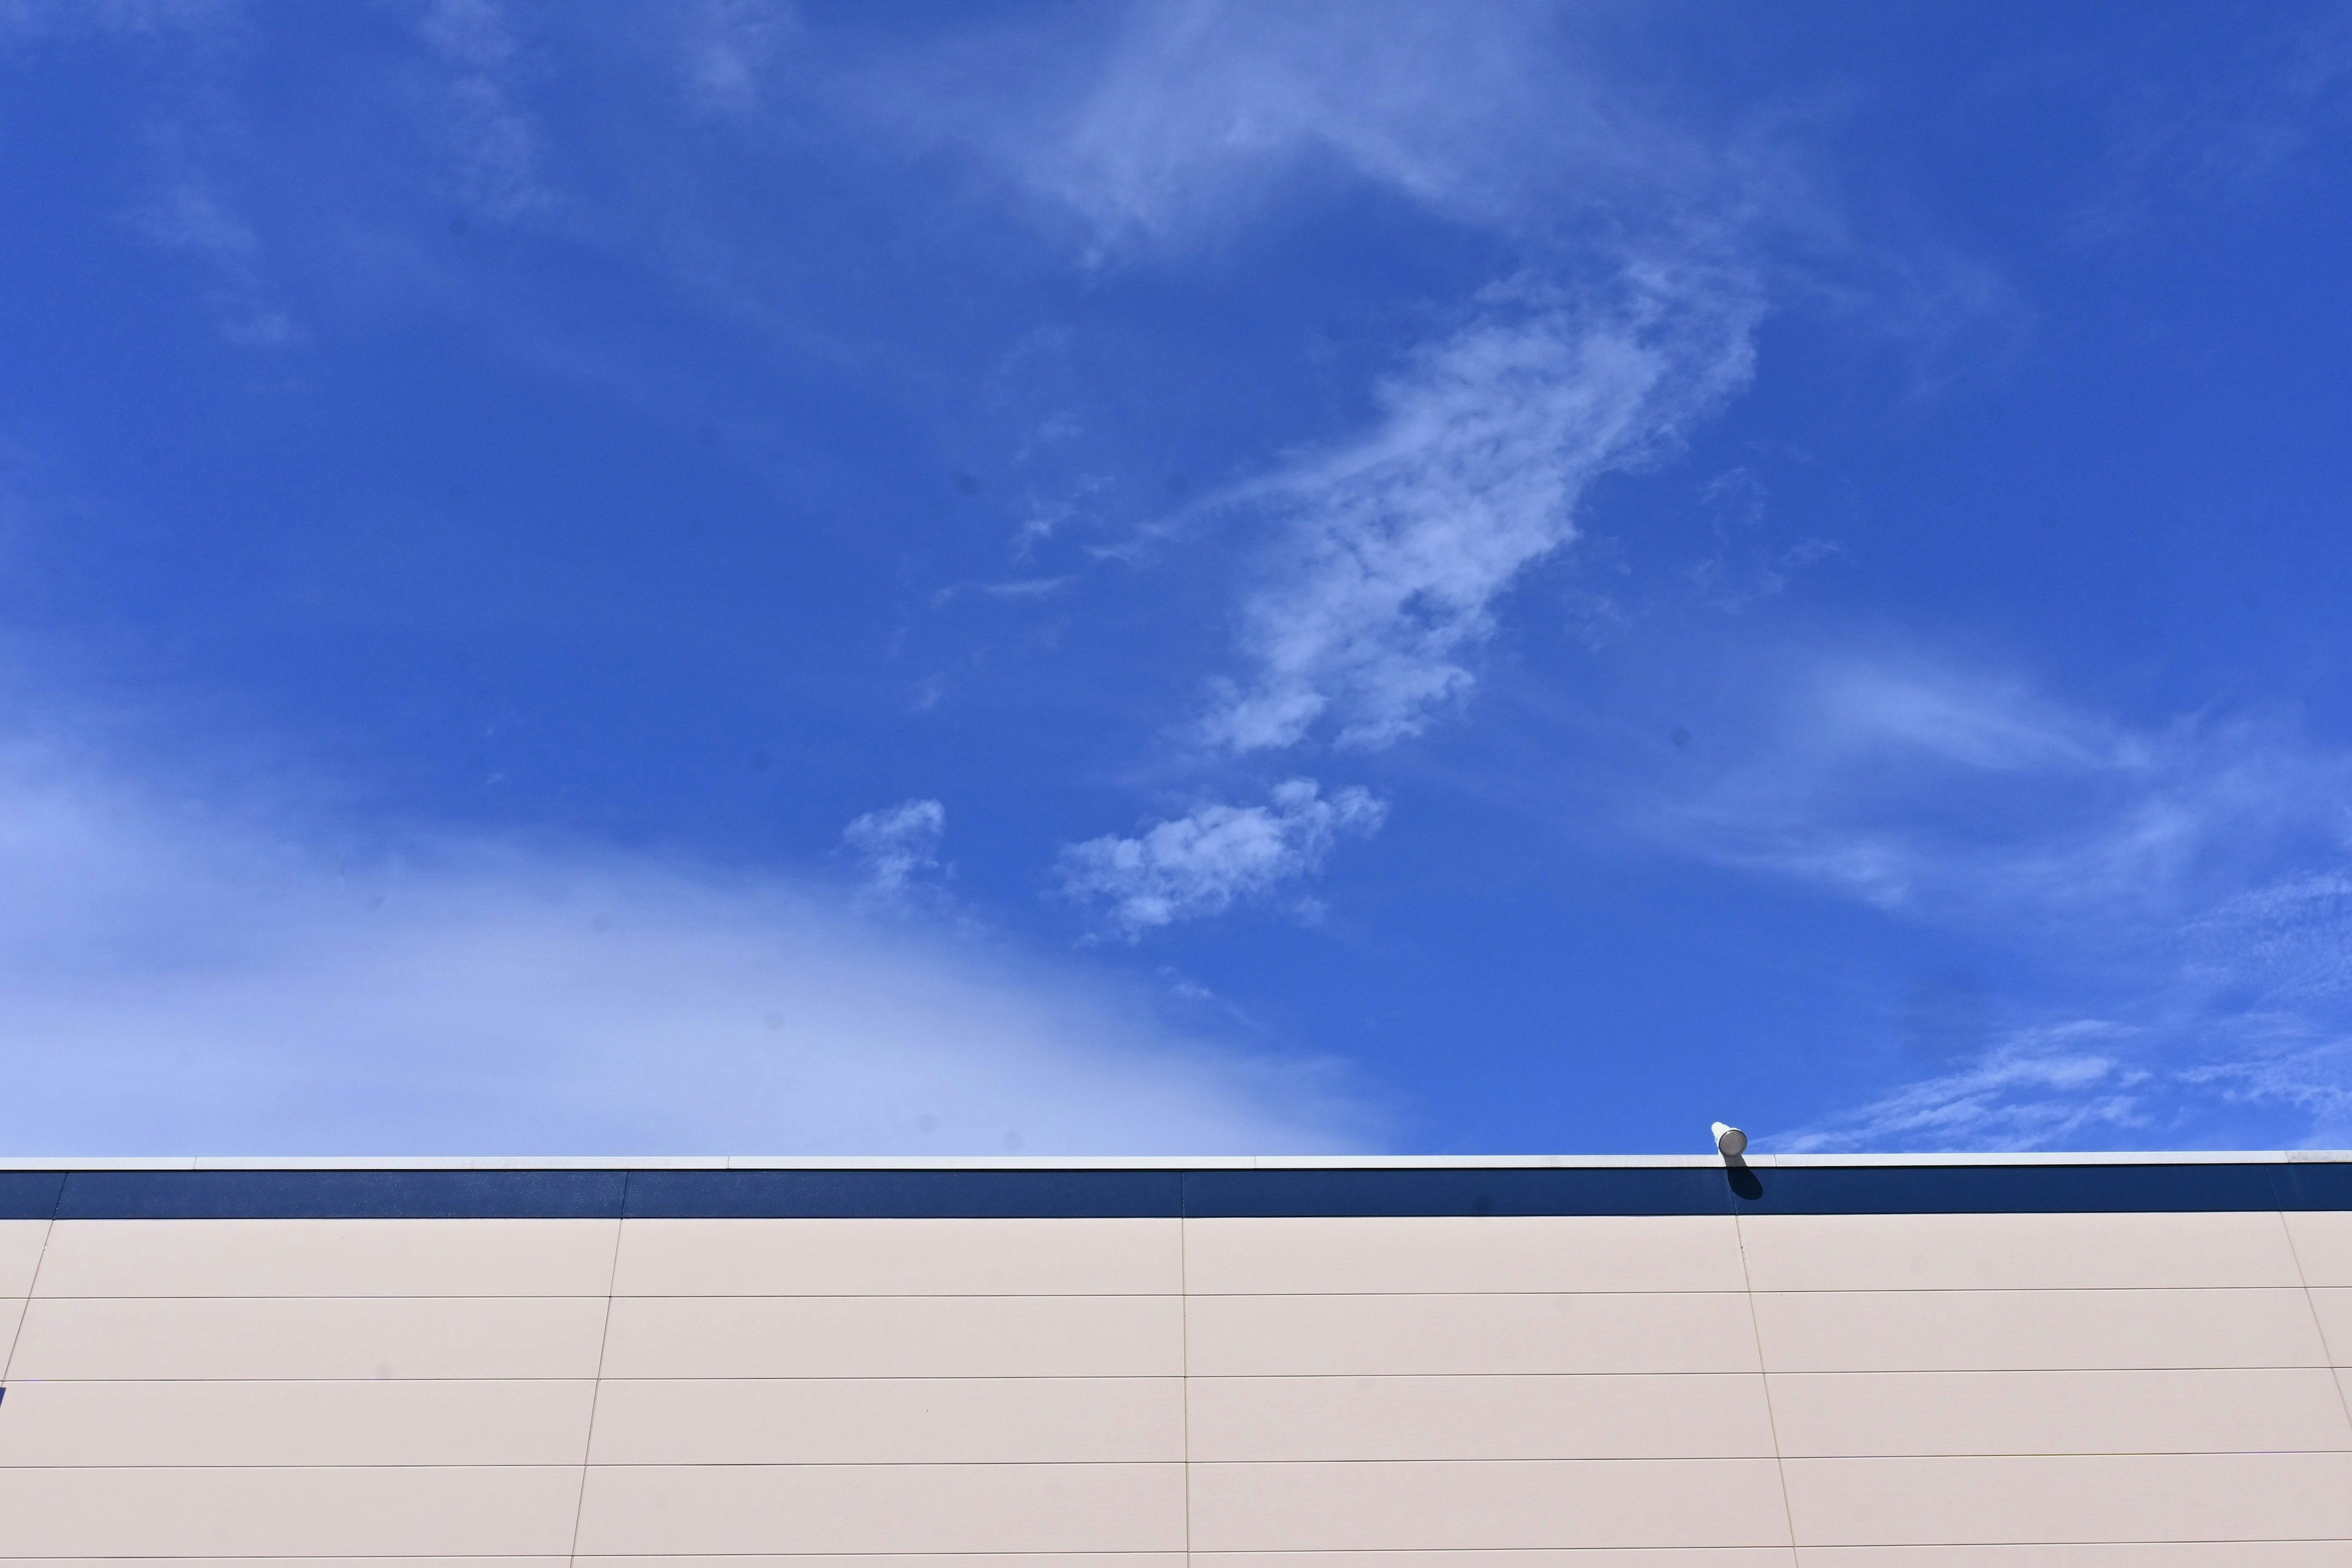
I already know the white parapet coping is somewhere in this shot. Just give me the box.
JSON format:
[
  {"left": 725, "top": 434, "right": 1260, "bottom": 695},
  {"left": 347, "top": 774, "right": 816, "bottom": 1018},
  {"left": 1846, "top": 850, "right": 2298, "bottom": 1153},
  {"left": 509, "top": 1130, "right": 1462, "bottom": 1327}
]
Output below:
[{"left": 0, "top": 1150, "right": 2345, "bottom": 1171}]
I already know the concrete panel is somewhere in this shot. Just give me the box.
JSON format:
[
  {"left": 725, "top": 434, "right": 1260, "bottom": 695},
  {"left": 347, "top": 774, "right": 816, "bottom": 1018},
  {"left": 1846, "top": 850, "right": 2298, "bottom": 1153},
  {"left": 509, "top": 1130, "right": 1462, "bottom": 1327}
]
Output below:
[
  {"left": 613, "top": 1218, "right": 1180, "bottom": 1297},
  {"left": 1783, "top": 1452, "right": 2352, "bottom": 1546},
  {"left": 600, "top": 1294, "right": 1181, "bottom": 1379},
  {"left": 1188, "top": 1292, "right": 1762, "bottom": 1376},
  {"left": 1752, "top": 1287, "right": 2327, "bottom": 1373},
  {"left": 1188, "top": 1458, "right": 1792, "bottom": 1551},
  {"left": 0, "top": 1466, "right": 584, "bottom": 1556},
  {"left": 1186, "top": 1373, "right": 1778, "bottom": 1460},
  {"left": 9, "top": 1295, "right": 611, "bottom": 1380},
  {"left": 1196, "top": 1555, "right": 1798, "bottom": 1568},
  {"left": 573, "top": 1462, "right": 1187, "bottom": 1555},
  {"left": 1738, "top": 1213, "right": 2305, "bottom": 1294},
  {"left": 0, "top": 1561, "right": 570, "bottom": 1568},
  {"left": 2311, "top": 1287, "right": 2352, "bottom": 1365},
  {"left": 586, "top": 1375, "right": 1184, "bottom": 1464},
  {"left": 0, "top": 1221, "right": 45, "bottom": 1297},
  {"left": 1768, "top": 1367, "right": 2352, "bottom": 1456},
  {"left": 583, "top": 1559, "right": 1185, "bottom": 1568},
  {"left": 0, "top": 1378, "right": 598, "bottom": 1466},
  {"left": 2283, "top": 1210, "right": 2352, "bottom": 1287},
  {"left": 1183, "top": 1216, "right": 1747, "bottom": 1295},
  {"left": 32, "top": 1218, "right": 619, "bottom": 1298},
  {"left": 1799, "top": 1548, "right": 2352, "bottom": 1567}
]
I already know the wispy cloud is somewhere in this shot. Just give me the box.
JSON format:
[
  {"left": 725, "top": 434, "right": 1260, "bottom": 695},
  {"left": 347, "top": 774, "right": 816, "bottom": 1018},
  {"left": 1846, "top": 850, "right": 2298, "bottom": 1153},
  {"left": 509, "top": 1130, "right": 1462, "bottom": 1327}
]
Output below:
[
  {"left": 0, "top": 732, "right": 1366, "bottom": 1155},
  {"left": 1058, "top": 778, "right": 1386, "bottom": 940},
  {"left": 1646, "top": 653, "right": 2352, "bottom": 1148},
  {"left": 899, "top": 0, "right": 1725, "bottom": 256},
  {"left": 128, "top": 180, "right": 303, "bottom": 349},
  {"left": 419, "top": 0, "right": 554, "bottom": 224},
  {"left": 2071, "top": 6, "right": 2352, "bottom": 243},
  {"left": 1659, "top": 658, "right": 2349, "bottom": 925},
  {"left": 884, "top": 4, "right": 1775, "bottom": 927},
  {"left": 677, "top": 0, "right": 797, "bottom": 116},
  {"left": 843, "top": 797, "right": 946, "bottom": 897},
  {"left": 0, "top": 0, "right": 230, "bottom": 39},
  {"left": 1779, "top": 1023, "right": 2150, "bottom": 1153},
  {"left": 1201, "top": 268, "right": 1758, "bottom": 753}
]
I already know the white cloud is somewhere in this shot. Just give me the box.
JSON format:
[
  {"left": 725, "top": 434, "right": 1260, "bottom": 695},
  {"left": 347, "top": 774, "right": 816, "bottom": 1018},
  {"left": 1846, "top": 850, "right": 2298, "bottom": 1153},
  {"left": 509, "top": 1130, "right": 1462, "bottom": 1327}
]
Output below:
[
  {"left": 843, "top": 797, "right": 946, "bottom": 895},
  {"left": 2178, "top": 1028, "right": 2352, "bottom": 1150},
  {"left": 1779, "top": 1023, "right": 2150, "bottom": 1153},
  {"left": 1202, "top": 269, "right": 1757, "bottom": 753},
  {"left": 0, "top": 0, "right": 229, "bottom": 38},
  {"left": 678, "top": 0, "right": 796, "bottom": 116},
  {"left": 1643, "top": 652, "right": 2352, "bottom": 1148},
  {"left": 893, "top": 0, "right": 1721, "bottom": 255},
  {"left": 1779, "top": 1009, "right": 2352, "bottom": 1155},
  {"left": 1658, "top": 658, "right": 2352, "bottom": 927},
  {"left": 0, "top": 735, "right": 1367, "bottom": 1155},
  {"left": 420, "top": 0, "right": 553, "bottom": 223},
  {"left": 1058, "top": 778, "right": 1386, "bottom": 939},
  {"left": 129, "top": 181, "right": 303, "bottom": 349}
]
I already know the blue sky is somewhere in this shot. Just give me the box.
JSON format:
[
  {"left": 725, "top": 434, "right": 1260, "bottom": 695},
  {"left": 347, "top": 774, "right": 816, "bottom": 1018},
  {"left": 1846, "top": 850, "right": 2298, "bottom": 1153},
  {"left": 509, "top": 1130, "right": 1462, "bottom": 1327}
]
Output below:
[{"left": 4, "top": 1, "right": 2352, "bottom": 1155}]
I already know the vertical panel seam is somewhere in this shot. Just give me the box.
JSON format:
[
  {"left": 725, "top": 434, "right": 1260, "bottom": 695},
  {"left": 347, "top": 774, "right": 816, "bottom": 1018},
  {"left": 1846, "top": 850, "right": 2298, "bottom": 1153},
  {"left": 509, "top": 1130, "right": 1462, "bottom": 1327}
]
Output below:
[
  {"left": 2275, "top": 1208, "right": 2352, "bottom": 1441},
  {"left": 1734, "top": 1213, "right": 1803, "bottom": 1566},
  {"left": 1, "top": 1222, "right": 56, "bottom": 1383},
  {"left": 1, "top": 1180, "right": 64, "bottom": 1384},
  {"left": 1179, "top": 1210, "right": 1194, "bottom": 1568},
  {"left": 565, "top": 1177, "right": 628, "bottom": 1566}
]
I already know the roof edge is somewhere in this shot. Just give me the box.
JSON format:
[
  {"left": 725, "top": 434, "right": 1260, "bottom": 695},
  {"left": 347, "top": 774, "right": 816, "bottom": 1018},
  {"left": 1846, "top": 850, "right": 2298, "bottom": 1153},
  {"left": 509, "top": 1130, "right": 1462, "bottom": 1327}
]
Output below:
[{"left": 0, "top": 1150, "right": 2345, "bottom": 1172}]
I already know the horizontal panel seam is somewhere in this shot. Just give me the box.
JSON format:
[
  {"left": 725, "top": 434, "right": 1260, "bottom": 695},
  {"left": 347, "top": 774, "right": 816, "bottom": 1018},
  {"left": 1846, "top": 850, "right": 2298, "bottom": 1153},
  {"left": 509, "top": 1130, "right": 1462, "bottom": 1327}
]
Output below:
[{"left": 21, "top": 1450, "right": 2337, "bottom": 1468}]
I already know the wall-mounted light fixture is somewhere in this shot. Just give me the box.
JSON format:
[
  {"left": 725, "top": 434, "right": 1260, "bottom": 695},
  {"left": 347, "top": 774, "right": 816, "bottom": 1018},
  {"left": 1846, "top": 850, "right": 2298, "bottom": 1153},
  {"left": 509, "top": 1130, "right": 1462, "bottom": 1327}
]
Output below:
[{"left": 1710, "top": 1121, "right": 1747, "bottom": 1158}]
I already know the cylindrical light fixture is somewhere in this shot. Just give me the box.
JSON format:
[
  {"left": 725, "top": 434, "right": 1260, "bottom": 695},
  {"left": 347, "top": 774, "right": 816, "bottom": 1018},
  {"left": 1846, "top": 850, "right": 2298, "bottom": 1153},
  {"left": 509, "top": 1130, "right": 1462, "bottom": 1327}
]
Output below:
[{"left": 1710, "top": 1121, "right": 1747, "bottom": 1158}]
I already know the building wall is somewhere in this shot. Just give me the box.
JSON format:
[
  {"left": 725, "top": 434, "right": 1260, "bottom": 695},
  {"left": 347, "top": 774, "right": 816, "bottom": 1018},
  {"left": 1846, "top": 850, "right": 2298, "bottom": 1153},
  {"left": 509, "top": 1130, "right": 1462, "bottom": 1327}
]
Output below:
[{"left": 2, "top": 1207, "right": 2351, "bottom": 1564}]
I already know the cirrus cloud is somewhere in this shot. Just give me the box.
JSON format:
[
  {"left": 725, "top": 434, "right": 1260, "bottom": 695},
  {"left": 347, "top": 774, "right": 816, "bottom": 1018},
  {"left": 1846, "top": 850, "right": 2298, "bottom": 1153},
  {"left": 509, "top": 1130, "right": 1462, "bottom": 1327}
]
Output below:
[{"left": 1058, "top": 778, "right": 1387, "bottom": 939}]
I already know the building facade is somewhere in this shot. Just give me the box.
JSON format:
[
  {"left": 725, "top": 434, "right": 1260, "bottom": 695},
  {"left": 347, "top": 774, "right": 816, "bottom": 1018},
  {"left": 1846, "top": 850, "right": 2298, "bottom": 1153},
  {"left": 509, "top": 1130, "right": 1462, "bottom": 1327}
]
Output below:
[{"left": 2, "top": 1153, "right": 2350, "bottom": 1563}]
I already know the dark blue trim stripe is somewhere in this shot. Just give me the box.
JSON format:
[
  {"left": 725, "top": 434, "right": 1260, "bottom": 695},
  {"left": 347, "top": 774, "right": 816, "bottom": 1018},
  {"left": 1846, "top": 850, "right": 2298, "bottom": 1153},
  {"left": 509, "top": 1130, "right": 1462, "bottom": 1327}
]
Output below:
[
  {"left": 0, "top": 1172, "right": 65, "bottom": 1221},
  {"left": 0, "top": 1163, "right": 2342, "bottom": 1219},
  {"left": 53, "top": 1170, "right": 628, "bottom": 1221},
  {"left": 1180, "top": 1167, "right": 1735, "bottom": 1217},
  {"left": 622, "top": 1169, "right": 1180, "bottom": 1219}
]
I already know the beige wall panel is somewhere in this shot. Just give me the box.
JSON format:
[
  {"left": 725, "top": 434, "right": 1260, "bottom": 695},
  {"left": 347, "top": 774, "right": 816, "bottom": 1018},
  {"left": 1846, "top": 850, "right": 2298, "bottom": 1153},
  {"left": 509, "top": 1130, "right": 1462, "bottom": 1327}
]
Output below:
[
  {"left": 1183, "top": 1216, "right": 1747, "bottom": 1295},
  {"left": 613, "top": 1218, "right": 1180, "bottom": 1297},
  {"left": 1768, "top": 1366, "right": 2352, "bottom": 1456},
  {"left": 1188, "top": 1292, "right": 1761, "bottom": 1376},
  {"left": 1188, "top": 1458, "right": 1792, "bottom": 1551},
  {"left": 2283, "top": 1210, "right": 2352, "bottom": 1286},
  {"left": 1782, "top": 1451, "right": 2352, "bottom": 1546},
  {"left": 1198, "top": 1554, "right": 1798, "bottom": 1568},
  {"left": 1, "top": 1561, "right": 570, "bottom": 1568},
  {"left": 0, "top": 1222, "right": 46, "bottom": 1297},
  {"left": 600, "top": 1294, "right": 1181, "bottom": 1379},
  {"left": 2310, "top": 1287, "right": 2352, "bottom": 1365},
  {"left": 1737, "top": 1212, "right": 2304, "bottom": 1294},
  {"left": 1752, "top": 1287, "right": 2327, "bottom": 1373},
  {"left": 0, "top": 1466, "right": 583, "bottom": 1556},
  {"left": 1187, "top": 1373, "right": 1777, "bottom": 1460},
  {"left": 0, "top": 1295, "right": 25, "bottom": 1365},
  {"left": 583, "top": 1559, "right": 1185, "bottom": 1568},
  {"left": 582, "top": 1558, "right": 1793, "bottom": 1568},
  {"left": 0, "top": 1378, "right": 597, "bottom": 1466},
  {"left": 586, "top": 1375, "right": 1183, "bottom": 1464},
  {"left": 9, "top": 1295, "right": 610, "bottom": 1380},
  {"left": 1798, "top": 1547, "right": 2352, "bottom": 1567},
  {"left": 32, "top": 1218, "right": 618, "bottom": 1298},
  {"left": 575, "top": 1560, "right": 1794, "bottom": 1568},
  {"left": 574, "top": 1461, "right": 1186, "bottom": 1555}
]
